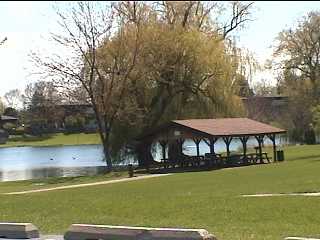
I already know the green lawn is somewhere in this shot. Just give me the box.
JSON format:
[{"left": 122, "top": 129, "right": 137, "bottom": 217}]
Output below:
[
  {"left": 0, "top": 133, "right": 101, "bottom": 148},
  {"left": 0, "top": 171, "right": 131, "bottom": 194},
  {"left": 0, "top": 144, "right": 320, "bottom": 239}
]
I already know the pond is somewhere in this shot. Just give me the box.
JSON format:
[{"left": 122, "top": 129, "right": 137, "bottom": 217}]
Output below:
[
  {"left": 0, "top": 145, "right": 106, "bottom": 182},
  {"left": 0, "top": 135, "right": 288, "bottom": 182}
]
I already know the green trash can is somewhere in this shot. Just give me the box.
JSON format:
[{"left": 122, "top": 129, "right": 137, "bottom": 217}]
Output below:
[
  {"left": 277, "top": 150, "right": 284, "bottom": 161},
  {"left": 128, "top": 164, "right": 134, "bottom": 178}
]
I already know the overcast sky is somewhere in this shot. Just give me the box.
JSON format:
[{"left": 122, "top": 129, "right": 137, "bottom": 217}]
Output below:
[{"left": 1, "top": 1, "right": 320, "bottom": 98}]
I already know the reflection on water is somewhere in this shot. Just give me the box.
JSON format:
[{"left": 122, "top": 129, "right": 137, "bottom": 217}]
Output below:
[{"left": 0, "top": 145, "right": 106, "bottom": 182}]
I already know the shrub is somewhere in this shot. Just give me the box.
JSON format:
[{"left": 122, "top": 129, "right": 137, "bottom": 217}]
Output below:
[
  {"left": 0, "top": 129, "right": 9, "bottom": 144},
  {"left": 64, "top": 114, "right": 86, "bottom": 133},
  {"left": 305, "top": 126, "right": 316, "bottom": 144},
  {"left": 14, "top": 126, "right": 25, "bottom": 136},
  {"left": 2, "top": 122, "right": 16, "bottom": 135}
]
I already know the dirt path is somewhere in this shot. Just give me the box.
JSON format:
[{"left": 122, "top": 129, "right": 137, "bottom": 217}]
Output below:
[
  {"left": 242, "top": 192, "right": 320, "bottom": 197},
  {"left": 2, "top": 174, "right": 172, "bottom": 195}
]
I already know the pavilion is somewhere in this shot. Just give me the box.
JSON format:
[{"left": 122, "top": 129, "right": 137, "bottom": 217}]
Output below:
[
  {"left": 137, "top": 118, "right": 286, "bottom": 168},
  {"left": 0, "top": 115, "right": 18, "bottom": 128}
]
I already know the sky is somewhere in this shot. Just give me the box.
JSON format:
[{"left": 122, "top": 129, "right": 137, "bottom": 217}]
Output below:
[{"left": 1, "top": 1, "right": 320, "bottom": 99}]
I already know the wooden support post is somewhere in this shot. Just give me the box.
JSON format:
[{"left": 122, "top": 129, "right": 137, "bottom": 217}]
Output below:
[
  {"left": 268, "top": 134, "right": 277, "bottom": 162},
  {"left": 239, "top": 136, "right": 249, "bottom": 164},
  {"left": 223, "top": 137, "right": 233, "bottom": 166},
  {"left": 177, "top": 138, "right": 185, "bottom": 154},
  {"left": 159, "top": 140, "right": 167, "bottom": 161},
  {"left": 162, "top": 144, "right": 166, "bottom": 160},
  {"left": 193, "top": 138, "right": 202, "bottom": 157},
  {"left": 204, "top": 137, "right": 218, "bottom": 154},
  {"left": 144, "top": 143, "right": 150, "bottom": 172},
  {"left": 210, "top": 137, "right": 217, "bottom": 154},
  {"left": 175, "top": 138, "right": 185, "bottom": 167},
  {"left": 272, "top": 136, "right": 277, "bottom": 162},
  {"left": 255, "top": 135, "right": 264, "bottom": 164}
]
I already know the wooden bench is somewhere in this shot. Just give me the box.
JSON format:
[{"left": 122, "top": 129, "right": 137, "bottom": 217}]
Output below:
[
  {"left": 246, "top": 153, "right": 257, "bottom": 163},
  {"left": 246, "top": 152, "right": 270, "bottom": 164},
  {"left": 204, "top": 153, "right": 223, "bottom": 166},
  {"left": 262, "top": 152, "right": 270, "bottom": 163}
]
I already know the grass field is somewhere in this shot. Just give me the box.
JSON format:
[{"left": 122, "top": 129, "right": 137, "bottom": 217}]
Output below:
[
  {"left": 0, "top": 144, "right": 320, "bottom": 239},
  {"left": 0, "top": 133, "right": 101, "bottom": 148},
  {"left": 0, "top": 171, "right": 130, "bottom": 194}
]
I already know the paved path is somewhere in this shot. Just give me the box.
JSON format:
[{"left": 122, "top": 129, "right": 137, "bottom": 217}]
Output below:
[
  {"left": 2, "top": 174, "right": 171, "bottom": 195},
  {"left": 242, "top": 192, "right": 320, "bottom": 197}
]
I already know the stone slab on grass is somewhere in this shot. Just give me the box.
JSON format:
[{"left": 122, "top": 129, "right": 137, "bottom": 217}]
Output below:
[
  {"left": 64, "top": 224, "right": 217, "bottom": 240},
  {"left": 0, "top": 235, "right": 63, "bottom": 240},
  {"left": 285, "top": 237, "right": 320, "bottom": 240},
  {"left": 0, "top": 223, "right": 39, "bottom": 239},
  {"left": 39, "top": 235, "right": 64, "bottom": 240}
]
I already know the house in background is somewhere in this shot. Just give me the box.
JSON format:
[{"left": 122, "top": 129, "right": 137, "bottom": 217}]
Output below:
[
  {"left": 59, "top": 103, "right": 98, "bottom": 132},
  {"left": 0, "top": 115, "right": 18, "bottom": 144},
  {"left": 0, "top": 115, "right": 18, "bottom": 128},
  {"left": 241, "top": 96, "right": 289, "bottom": 123},
  {"left": 24, "top": 102, "right": 98, "bottom": 134}
]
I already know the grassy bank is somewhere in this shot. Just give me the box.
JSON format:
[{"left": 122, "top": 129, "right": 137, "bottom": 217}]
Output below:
[
  {"left": 0, "top": 133, "right": 101, "bottom": 148},
  {"left": 0, "top": 144, "right": 320, "bottom": 239}
]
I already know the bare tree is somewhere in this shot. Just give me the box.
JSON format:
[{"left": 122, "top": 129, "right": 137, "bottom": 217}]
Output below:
[
  {"left": 4, "top": 89, "right": 22, "bottom": 109},
  {"left": 154, "top": 1, "right": 253, "bottom": 40},
  {"left": 30, "top": 2, "right": 141, "bottom": 171},
  {"left": 22, "top": 81, "right": 65, "bottom": 134},
  {"left": 0, "top": 37, "right": 7, "bottom": 46},
  {"left": 275, "top": 11, "right": 320, "bottom": 98},
  {"left": 218, "top": 1, "right": 254, "bottom": 39},
  {"left": 273, "top": 11, "right": 320, "bottom": 143}
]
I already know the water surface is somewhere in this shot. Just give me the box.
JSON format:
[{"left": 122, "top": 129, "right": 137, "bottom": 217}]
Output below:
[
  {"left": 0, "top": 145, "right": 106, "bottom": 182},
  {"left": 0, "top": 135, "right": 288, "bottom": 182}
]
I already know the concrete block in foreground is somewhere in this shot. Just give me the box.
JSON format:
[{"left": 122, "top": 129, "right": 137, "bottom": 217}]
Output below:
[
  {"left": 64, "top": 224, "right": 217, "bottom": 240},
  {"left": 0, "top": 223, "right": 39, "bottom": 239},
  {"left": 285, "top": 237, "right": 320, "bottom": 240}
]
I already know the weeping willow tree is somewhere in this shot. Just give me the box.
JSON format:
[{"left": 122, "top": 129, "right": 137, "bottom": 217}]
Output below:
[
  {"left": 127, "top": 27, "right": 247, "bottom": 166},
  {"left": 95, "top": 1, "right": 255, "bottom": 163}
]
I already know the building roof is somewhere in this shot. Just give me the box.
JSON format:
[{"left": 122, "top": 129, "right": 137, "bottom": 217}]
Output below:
[
  {"left": 0, "top": 115, "right": 18, "bottom": 121},
  {"left": 172, "top": 118, "right": 286, "bottom": 137},
  {"left": 138, "top": 118, "right": 286, "bottom": 142}
]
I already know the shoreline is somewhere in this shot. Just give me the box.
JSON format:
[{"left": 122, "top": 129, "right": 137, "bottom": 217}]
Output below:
[
  {"left": 0, "top": 143, "right": 102, "bottom": 149},
  {"left": 0, "top": 133, "right": 101, "bottom": 149}
]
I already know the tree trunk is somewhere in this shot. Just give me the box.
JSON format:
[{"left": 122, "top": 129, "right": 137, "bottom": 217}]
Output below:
[
  {"left": 136, "top": 139, "right": 154, "bottom": 169},
  {"left": 90, "top": 98, "right": 113, "bottom": 172},
  {"left": 102, "top": 138, "right": 113, "bottom": 172}
]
